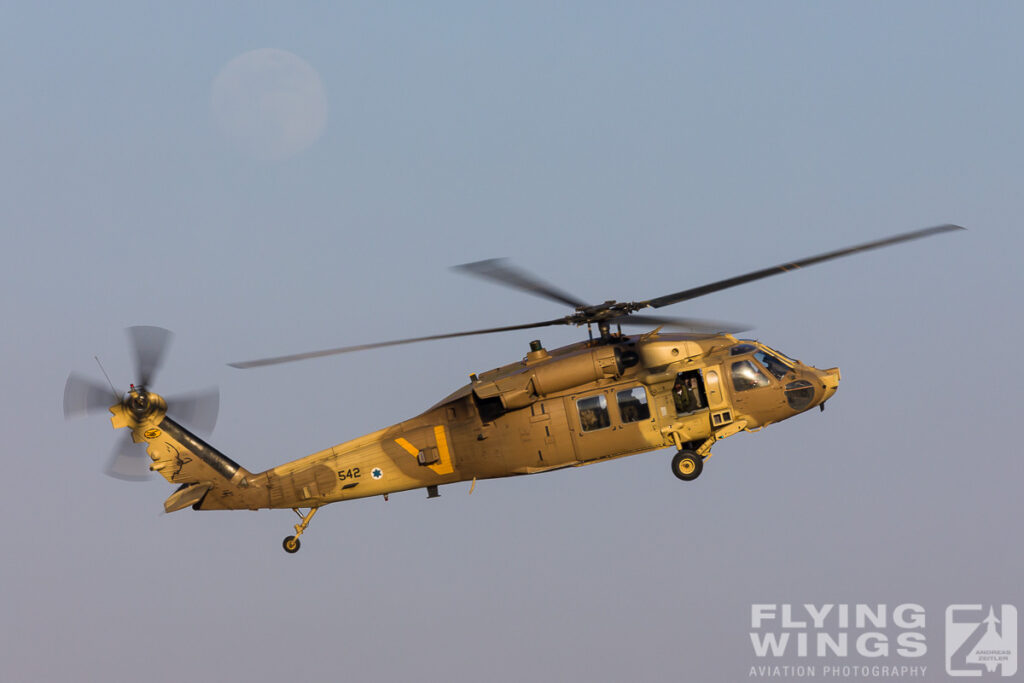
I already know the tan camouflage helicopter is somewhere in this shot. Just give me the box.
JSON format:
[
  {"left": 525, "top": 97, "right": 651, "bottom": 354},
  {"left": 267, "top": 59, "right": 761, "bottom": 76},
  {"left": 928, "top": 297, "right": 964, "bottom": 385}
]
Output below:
[{"left": 64, "top": 224, "right": 962, "bottom": 553}]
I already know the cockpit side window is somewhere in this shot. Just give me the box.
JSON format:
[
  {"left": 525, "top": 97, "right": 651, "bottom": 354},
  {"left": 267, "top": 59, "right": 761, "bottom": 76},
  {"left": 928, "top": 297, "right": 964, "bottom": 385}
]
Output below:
[
  {"left": 577, "top": 394, "right": 610, "bottom": 431},
  {"left": 731, "top": 360, "right": 771, "bottom": 391},
  {"left": 754, "top": 350, "right": 790, "bottom": 380}
]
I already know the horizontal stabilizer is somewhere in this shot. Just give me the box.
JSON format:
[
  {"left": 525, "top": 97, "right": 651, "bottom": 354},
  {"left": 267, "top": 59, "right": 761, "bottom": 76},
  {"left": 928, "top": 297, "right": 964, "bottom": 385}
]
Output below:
[{"left": 164, "top": 483, "right": 213, "bottom": 513}]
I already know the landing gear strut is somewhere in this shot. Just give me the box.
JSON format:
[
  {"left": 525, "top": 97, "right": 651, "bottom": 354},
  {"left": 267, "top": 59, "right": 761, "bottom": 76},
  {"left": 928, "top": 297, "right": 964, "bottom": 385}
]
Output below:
[{"left": 282, "top": 507, "right": 319, "bottom": 554}]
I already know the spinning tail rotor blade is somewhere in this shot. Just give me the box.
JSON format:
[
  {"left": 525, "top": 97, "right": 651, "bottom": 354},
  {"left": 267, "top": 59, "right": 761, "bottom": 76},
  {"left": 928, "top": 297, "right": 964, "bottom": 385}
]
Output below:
[
  {"left": 127, "top": 326, "right": 173, "bottom": 388},
  {"left": 106, "top": 432, "right": 151, "bottom": 481},
  {"left": 63, "top": 372, "right": 118, "bottom": 418},
  {"left": 165, "top": 387, "right": 220, "bottom": 436},
  {"left": 67, "top": 325, "right": 217, "bottom": 481}
]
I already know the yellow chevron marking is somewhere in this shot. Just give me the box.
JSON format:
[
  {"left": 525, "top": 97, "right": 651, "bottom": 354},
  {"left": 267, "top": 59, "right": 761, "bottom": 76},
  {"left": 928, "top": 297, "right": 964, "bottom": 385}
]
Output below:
[
  {"left": 431, "top": 425, "right": 454, "bottom": 475},
  {"left": 394, "top": 437, "right": 419, "bottom": 456},
  {"left": 394, "top": 430, "right": 455, "bottom": 475}
]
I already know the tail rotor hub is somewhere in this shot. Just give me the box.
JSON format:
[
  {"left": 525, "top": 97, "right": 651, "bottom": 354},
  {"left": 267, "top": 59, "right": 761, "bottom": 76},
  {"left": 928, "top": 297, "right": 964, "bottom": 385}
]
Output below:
[{"left": 126, "top": 385, "right": 161, "bottom": 420}]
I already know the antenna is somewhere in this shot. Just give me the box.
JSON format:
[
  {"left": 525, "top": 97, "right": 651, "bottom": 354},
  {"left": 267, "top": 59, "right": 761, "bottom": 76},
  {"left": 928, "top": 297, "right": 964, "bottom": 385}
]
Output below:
[{"left": 94, "top": 355, "right": 119, "bottom": 400}]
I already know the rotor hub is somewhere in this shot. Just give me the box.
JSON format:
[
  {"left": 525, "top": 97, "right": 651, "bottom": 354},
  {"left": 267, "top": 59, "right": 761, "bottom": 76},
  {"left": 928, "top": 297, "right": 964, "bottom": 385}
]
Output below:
[{"left": 125, "top": 385, "right": 164, "bottom": 420}]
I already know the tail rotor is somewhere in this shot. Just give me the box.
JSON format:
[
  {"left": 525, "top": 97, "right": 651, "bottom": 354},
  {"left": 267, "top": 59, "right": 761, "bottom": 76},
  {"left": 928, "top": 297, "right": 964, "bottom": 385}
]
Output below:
[{"left": 63, "top": 326, "right": 220, "bottom": 480}]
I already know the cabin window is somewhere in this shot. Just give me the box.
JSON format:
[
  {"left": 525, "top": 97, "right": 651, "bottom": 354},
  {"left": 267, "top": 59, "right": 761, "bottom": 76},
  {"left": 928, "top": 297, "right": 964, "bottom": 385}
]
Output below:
[
  {"left": 577, "top": 395, "right": 610, "bottom": 431},
  {"left": 616, "top": 387, "right": 650, "bottom": 423},
  {"left": 731, "top": 360, "right": 771, "bottom": 391},
  {"left": 754, "top": 350, "right": 790, "bottom": 380}
]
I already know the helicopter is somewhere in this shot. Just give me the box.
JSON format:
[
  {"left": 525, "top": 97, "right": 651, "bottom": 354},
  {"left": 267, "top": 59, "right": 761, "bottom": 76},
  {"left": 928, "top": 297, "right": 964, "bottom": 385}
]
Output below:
[{"left": 64, "top": 224, "right": 963, "bottom": 553}]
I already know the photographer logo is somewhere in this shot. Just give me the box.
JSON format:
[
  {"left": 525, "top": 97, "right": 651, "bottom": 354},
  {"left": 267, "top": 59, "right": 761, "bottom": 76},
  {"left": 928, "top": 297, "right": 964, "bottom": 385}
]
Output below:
[{"left": 946, "top": 604, "right": 1017, "bottom": 677}]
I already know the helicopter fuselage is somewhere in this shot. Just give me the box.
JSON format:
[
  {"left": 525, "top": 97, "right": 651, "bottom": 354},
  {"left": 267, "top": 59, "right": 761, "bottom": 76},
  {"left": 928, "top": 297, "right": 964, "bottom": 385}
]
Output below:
[
  {"left": 75, "top": 224, "right": 959, "bottom": 552},
  {"left": 116, "top": 332, "right": 838, "bottom": 514}
]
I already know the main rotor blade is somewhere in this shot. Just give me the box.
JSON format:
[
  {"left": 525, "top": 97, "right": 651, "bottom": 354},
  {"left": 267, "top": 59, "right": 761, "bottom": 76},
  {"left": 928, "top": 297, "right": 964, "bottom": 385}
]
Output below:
[
  {"left": 166, "top": 387, "right": 220, "bottom": 436},
  {"left": 453, "top": 258, "right": 589, "bottom": 309},
  {"left": 64, "top": 372, "right": 118, "bottom": 418},
  {"left": 642, "top": 224, "right": 966, "bottom": 309},
  {"left": 127, "top": 326, "right": 173, "bottom": 388},
  {"left": 612, "top": 313, "right": 750, "bottom": 335},
  {"left": 229, "top": 317, "right": 571, "bottom": 369},
  {"left": 106, "top": 432, "right": 151, "bottom": 481}
]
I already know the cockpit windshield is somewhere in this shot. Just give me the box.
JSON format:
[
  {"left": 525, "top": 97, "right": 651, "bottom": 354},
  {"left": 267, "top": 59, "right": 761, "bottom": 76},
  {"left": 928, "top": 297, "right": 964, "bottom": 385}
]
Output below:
[
  {"left": 729, "top": 341, "right": 795, "bottom": 380},
  {"left": 759, "top": 344, "right": 799, "bottom": 366}
]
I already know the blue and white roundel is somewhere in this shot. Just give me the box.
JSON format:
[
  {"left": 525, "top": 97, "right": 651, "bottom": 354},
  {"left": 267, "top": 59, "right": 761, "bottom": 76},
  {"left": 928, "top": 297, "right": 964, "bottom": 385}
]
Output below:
[{"left": 371, "top": 467, "right": 383, "bottom": 480}]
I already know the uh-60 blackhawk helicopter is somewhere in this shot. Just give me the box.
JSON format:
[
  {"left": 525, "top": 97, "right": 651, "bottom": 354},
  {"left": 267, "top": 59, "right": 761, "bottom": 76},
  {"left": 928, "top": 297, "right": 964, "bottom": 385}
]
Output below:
[{"left": 64, "top": 224, "right": 962, "bottom": 553}]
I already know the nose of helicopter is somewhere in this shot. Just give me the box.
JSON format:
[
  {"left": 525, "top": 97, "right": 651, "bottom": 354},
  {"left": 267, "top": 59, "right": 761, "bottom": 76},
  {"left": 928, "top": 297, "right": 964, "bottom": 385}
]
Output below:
[{"left": 820, "top": 367, "right": 841, "bottom": 404}]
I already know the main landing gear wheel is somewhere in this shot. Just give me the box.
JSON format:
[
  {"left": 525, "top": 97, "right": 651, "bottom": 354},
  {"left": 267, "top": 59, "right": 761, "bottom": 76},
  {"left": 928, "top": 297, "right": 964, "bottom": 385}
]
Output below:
[
  {"left": 281, "top": 507, "right": 319, "bottom": 554},
  {"left": 671, "top": 450, "right": 703, "bottom": 481}
]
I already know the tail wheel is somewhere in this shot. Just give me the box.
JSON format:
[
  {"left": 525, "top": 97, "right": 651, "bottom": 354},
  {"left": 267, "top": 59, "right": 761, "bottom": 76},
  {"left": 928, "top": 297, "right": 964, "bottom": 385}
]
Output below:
[
  {"left": 671, "top": 450, "right": 703, "bottom": 481},
  {"left": 282, "top": 536, "right": 301, "bottom": 553}
]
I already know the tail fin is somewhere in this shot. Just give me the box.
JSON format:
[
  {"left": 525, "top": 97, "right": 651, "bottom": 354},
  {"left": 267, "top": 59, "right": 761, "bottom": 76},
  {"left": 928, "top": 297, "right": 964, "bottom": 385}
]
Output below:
[
  {"left": 111, "top": 399, "right": 257, "bottom": 512},
  {"left": 155, "top": 417, "right": 245, "bottom": 482}
]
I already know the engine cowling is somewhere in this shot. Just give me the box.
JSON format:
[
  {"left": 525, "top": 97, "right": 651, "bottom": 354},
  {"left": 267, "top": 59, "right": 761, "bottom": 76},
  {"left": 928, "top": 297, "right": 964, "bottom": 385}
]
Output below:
[{"left": 472, "top": 345, "right": 631, "bottom": 410}]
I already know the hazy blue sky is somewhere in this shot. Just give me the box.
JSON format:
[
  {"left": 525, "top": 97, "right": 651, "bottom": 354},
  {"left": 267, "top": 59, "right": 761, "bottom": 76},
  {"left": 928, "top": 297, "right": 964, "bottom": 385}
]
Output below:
[{"left": 2, "top": 3, "right": 1021, "bottom": 682}]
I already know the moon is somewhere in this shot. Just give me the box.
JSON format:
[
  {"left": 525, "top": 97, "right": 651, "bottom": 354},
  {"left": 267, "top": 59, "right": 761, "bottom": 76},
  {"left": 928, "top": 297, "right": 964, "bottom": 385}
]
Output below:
[{"left": 211, "top": 49, "right": 328, "bottom": 161}]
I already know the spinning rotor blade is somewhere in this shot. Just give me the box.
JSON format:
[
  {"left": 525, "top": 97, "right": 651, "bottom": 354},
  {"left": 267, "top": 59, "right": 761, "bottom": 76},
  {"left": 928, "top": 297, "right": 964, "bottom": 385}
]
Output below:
[
  {"left": 611, "top": 313, "right": 750, "bottom": 335},
  {"left": 127, "top": 325, "right": 173, "bottom": 388},
  {"left": 642, "top": 224, "right": 965, "bottom": 309},
  {"left": 232, "top": 225, "right": 963, "bottom": 369},
  {"left": 453, "top": 258, "right": 589, "bottom": 309},
  {"left": 67, "top": 325, "right": 217, "bottom": 480},
  {"left": 63, "top": 372, "right": 117, "bottom": 418},
  {"left": 229, "top": 317, "right": 571, "bottom": 369},
  {"left": 106, "top": 432, "right": 152, "bottom": 481},
  {"left": 165, "top": 387, "right": 220, "bottom": 436}
]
